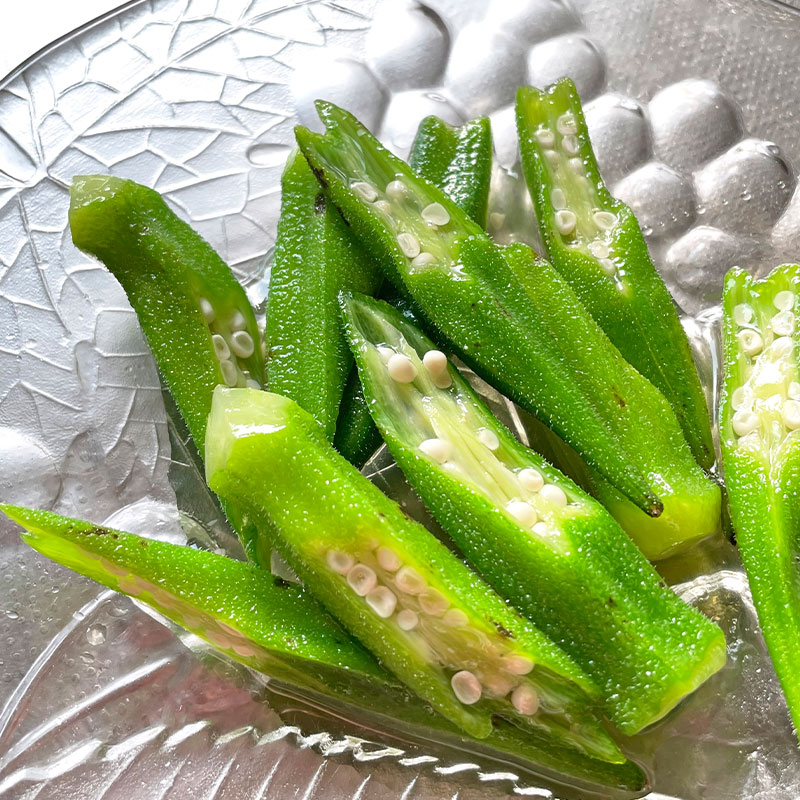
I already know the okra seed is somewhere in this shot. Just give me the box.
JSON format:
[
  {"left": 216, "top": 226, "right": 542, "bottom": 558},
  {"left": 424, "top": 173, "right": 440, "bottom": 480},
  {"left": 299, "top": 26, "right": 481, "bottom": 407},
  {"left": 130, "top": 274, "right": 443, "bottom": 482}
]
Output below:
[
  {"left": 732, "top": 409, "right": 760, "bottom": 437},
  {"left": 737, "top": 329, "right": 763, "bottom": 356},
  {"left": 540, "top": 484, "right": 568, "bottom": 507},
  {"left": 506, "top": 500, "right": 538, "bottom": 528},
  {"left": 593, "top": 211, "right": 617, "bottom": 230},
  {"left": 545, "top": 150, "right": 560, "bottom": 167},
  {"left": 377, "top": 346, "right": 395, "bottom": 363},
  {"left": 443, "top": 608, "right": 469, "bottom": 627},
  {"left": 771, "top": 310, "right": 795, "bottom": 337},
  {"left": 451, "top": 670, "right": 482, "bottom": 705},
  {"left": 423, "top": 349, "right": 448, "bottom": 376},
  {"left": 484, "top": 674, "right": 514, "bottom": 698},
  {"left": 419, "top": 587, "right": 449, "bottom": 616},
  {"left": 511, "top": 684, "right": 540, "bottom": 716},
  {"left": 396, "top": 608, "right": 419, "bottom": 631},
  {"left": 366, "top": 585, "right": 397, "bottom": 618},
  {"left": 554, "top": 209, "right": 577, "bottom": 236},
  {"left": 374, "top": 200, "right": 392, "bottom": 215},
  {"left": 772, "top": 336, "right": 794, "bottom": 357},
  {"left": 567, "top": 157, "right": 584, "bottom": 175},
  {"left": 789, "top": 381, "right": 800, "bottom": 400},
  {"left": 432, "top": 372, "right": 453, "bottom": 389},
  {"left": 419, "top": 438, "right": 452, "bottom": 464},
  {"left": 230, "top": 310, "right": 247, "bottom": 332},
  {"left": 396, "top": 565, "right": 427, "bottom": 595},
  {"left": 551, "top": 188, "right": 567, "bottom": 210},
  {"left": 245, "top": 378, "right": 260, "bottom": 390},
  {"left": 352, "top": 181, "right": 378, "bottom": 202},
  {"left": 733, "top": 303, "right": 755, "bottom": 326},
  {"left": 518, "top": 468, "right": 544, "bottom": 492},
  {"left": 502, "top": 654, "right": 534, "bottom": 675},
  {"left": 386, "top": 180, "right": 408, "bottom": 200},
  {"left": 731, "top": 386, "right": 751, "bottom": 410},
  {"left": 557, "top": 113, "right": 578, "bottom": 135},
  {"left": 738, "top": 430, "right": 761, "bottom": 449},
  {"left": 199, "top": 298, "right": 215, "bottom": 323},
  {"left": 588, "top": 240, "right": 610, "bottom": 259},
  {"left": 532, "top": 521, "right": 551, "bottom": 537},
  {"left": 347, "top": 563, "right": 378, "bottom": 596},
  {"left": 212, "top": 333, "right": 230, "bottom": 360},
  {"left": 397, "top": 232, "right": 421, "bottom": 258},
  {"left": 477, "top": 428, "right": 500, "bottom": 450},
  {"left": 774, "top": 290, "right": 795, "bottom": 311},
  {"left": 599, "top": 258, "right": 617, "bottom": 276},
  {"left": 422, "top": 202, "right": 450, "bottom": 227},
  {"left": 535, "top": 127, "right": 555, "bottom": 147},
  {"left": 376, "top": 546, "right": 402, "bottom": 572},
  {"left": 411, "top": 252, "right": 436, "bottom": 269},
  {"left": 387, "top": 353, "right": 417, "bottom": 382},
  {"left": 220, "top": 359, "right": 237, "bottom": 387},
  {"left": 327, "top": 550, "right": 355, "bottom": 575},
  {"left": 562, "top": 134, "right": 580, "bottom": 156},
  {"left": 230, "top": 330, "right": 255, "bottom": 359},
  {"left": 782, "top": 399, "right": 800, "bottom": 430}
]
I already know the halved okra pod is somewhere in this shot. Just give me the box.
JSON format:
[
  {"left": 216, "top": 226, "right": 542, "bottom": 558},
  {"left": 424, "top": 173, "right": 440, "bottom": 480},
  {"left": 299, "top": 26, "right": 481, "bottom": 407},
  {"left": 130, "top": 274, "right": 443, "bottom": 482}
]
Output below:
[
  {"left": 3, "top": 504, "right": 648, "bottom": 792},
  {"left": 515, "top": 79, "right": 714, "bottom": 470},
  {"left": 267, "top": 150, "right": 382, "bottom": 440},
  {"left": 333, "top": 114, "right": 493, "bottom": 468},
  {"left": 720, "top": 264, "right": 800, "bottom": 738},
  {"left": 205, "top": 386, "right": 622, "bottom": 761},
  {"left": 340, "top": 292, "right": 726, "bottom": 734}
]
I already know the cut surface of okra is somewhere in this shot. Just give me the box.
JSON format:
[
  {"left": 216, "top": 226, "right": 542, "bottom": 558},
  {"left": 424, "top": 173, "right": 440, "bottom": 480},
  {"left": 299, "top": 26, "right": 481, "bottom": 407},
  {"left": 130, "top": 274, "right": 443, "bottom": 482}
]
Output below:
[
  {"left": 3, "top": 504, "right": 648, "bottom": 792},
  {"left": 720, "top": 264, "right": 800, "bottom": 738},
  {"left": 515, "top": 79, "right": 714, "bottom": 470},
  {"left": 341, "top": 292, "right": 726, "bottom": 734},
  {"left": 205, "top": 386, "right": 623, "bottom": 761}
]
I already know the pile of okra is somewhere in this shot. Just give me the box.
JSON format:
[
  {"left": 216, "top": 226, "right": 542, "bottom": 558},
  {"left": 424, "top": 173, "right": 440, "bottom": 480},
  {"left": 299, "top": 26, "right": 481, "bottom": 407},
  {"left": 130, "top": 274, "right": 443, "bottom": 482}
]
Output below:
[{"left": 6, "top": 77, "right": 800, "bottom": 796}]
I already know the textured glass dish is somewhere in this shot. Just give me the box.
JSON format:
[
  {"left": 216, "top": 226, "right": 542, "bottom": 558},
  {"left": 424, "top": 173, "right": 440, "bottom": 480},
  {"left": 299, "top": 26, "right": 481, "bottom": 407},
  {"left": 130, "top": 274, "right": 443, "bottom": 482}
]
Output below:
[{"left": 1, "top": 0, "right": 799, "bottom": 797}]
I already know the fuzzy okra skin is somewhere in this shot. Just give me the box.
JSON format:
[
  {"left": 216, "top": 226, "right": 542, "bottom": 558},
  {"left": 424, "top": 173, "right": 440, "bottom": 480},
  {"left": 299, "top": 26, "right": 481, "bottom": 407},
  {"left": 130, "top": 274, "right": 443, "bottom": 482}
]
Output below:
[
  {"left": 2, "top": 505, "right": 647, "bottom": 791},
  {"left": 720, "top": 264, "right": 800, "bottom": 737},
  {"left": 205, "top": 387, "right": 624, "bottom": 761},
  {"left": 267, "top": 150, "right": 382, "bottom": 440},
  {"left": 296, "top": 101, "right": 667, "bottom": 516},
  {"left": 515, "top": 79, "right": 714, "bottom": 470},
  {"left": 341, "top": 292, "right": 726, "bottom": 734}
]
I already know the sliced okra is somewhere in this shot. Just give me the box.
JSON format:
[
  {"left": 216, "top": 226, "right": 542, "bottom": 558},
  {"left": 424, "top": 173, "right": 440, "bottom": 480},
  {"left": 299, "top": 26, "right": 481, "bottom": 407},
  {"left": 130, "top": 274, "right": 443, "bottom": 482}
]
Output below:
[
  {"left": 205, "top": 386, "right": 622, "bottom": 760},
  {"left": 3, "top": 504, "right": 648, "bottom": 790},
  {"left": 340, "top": 292, "right": 726, "bottom": 734},
  {"left": 266, "top": 150, "right": 382, "bottom": 441},
  {"left": 720, "top": 264, "right": 800, "bottom": 738},
  {"left": 515, "top": 79, "right": 714, "bottom": 470}
]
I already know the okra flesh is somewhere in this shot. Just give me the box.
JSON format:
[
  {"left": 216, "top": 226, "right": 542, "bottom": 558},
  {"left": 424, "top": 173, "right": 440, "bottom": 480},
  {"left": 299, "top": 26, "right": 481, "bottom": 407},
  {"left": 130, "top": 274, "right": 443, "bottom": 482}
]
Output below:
[
  {"left": 296, "top": 102, "right": 668, "bottom": 517},
  {"left": 205, "top": 387, "right": 625, "bottom": 760},
  {"left": 501, "top": 243, "right": 721, "bottom": 560},
  {"left": 3, "top": 504, "right": 647, "bottom": 792},
  {"left": 341, "top": 293, "right": 726, "bottom": 734},
  {"left": 720, "top": 265, "right": 800, "bottom": 735},
  {"left": 515, "top": 81, "right": 714, "bottom": 470},
  {"left": 267, "top": 151, "right": 382, "bottom": 440}
]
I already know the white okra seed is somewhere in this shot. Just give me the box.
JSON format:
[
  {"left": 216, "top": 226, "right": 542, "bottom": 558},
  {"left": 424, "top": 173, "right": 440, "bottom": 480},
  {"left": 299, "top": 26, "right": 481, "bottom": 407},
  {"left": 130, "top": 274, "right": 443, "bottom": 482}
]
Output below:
[
  {"left": 554, "top": 209, "right": 577, "bottom": 236},
  {"left": 771, "top": 310, "right": 795, "bottom": 337},
  {"left": 419, "top": 587, "right": 449, "bottom": 616},
  {"left": 352, "top": 181, "right": 378, "bottom": 202},
  {"left": 518, "top": 468, "right": 544, "bottom": 492},
  {"left": 502, "top": 654, "right": 534, "bottom": 675},
  {"left": 588, "top": 240, "right": 610, "bottom": 259},
  {"left": 484, "top": 674, "right": 514, "bottom": 698},
  {"left": 782, "top": 399, "right": 800, "bottom": 430},
  {"left": 347, "top": 563, "right": 377, "bottom": 596},
  {"left": 545, "top": 149, "right": 560, "bottom": 167},
  {"left": 411, "top": 252, "right": 436, "bottom": 269},
  {"left": 477, "top": 428, "right": 500, "bottom": 450},
  {"left": 506, "top": 500, "right": 537, "bottom": 528},
  {"left": 540, "top": 483, "right": 568, "bottom": 507},
  {"left": 377, "top": 546, "right": 402, "bottom": 572},
  {"left": 366, "top": 586, "right": 397, "bottom": 618},
  {"left": 245, "top": 378, "right": 260, "bottom": 390},
  {"left": 731, "top": 386, "right": 751, "bottom": 411},
  {"left": 230, "top": 330, "right": 255, "bottom": 358},
  {"left": 773, "top": 336, "right": 794, "bottom": 357},
  {"left": 199, "top": 298, "right": 215, "bottom": 323},
  {"left": 386, "top": 180, "right": 407, "bottom": 200},
  {"left": 220, "top": 359, "right": 238, "bottom": 387},
  {"left": 230, "top": 310, "right": 246, "bottom": 331},
  {"left": 733, "top": 303, "right": 754, "bottom": 326},
  {"left": 511, "top": 684, "right": 540, "bottom": 715},
  {"left": 377, "top": 345, "right": 395, "bottom": 363},
  {"left": 396, "top": 565, "right": 427, "bottom": 595},
  {"left": 732, "top": 409, "right": 760, "bottom": 437},
  {"left": 423, "top": 349, "right": 448, "bottom": 375},
  {"left": 556, "top": 113, "right": 578, "bottom": 135},
  {"left": 422, "top": 202, "right": 450, "bottom": 226},
  {"left": 212, "top": 333, "right": 230, "bottom": 360},
  {"left": 535, "top": 127, "right": 555, "bottom": 147},
  {"left": 737, "top": 329, "right": 763, "bottom": 356},
  {"left": 396, "top": 608, "right": 419, "bottom": 631},
  {"left": 567, "top": 157, "right": 584, "bottom": 174},
  {"left": 443, "top": 608, "right": 469, "bottom": 627},
  {"left": 419, "top": 438, "right": 452, "bottom": 464},
  {"left": 397, "top": 232, "right": 421, "bottom": 258},
  {"left": 789, "top": 381, "right": 800, "bottom": 400},
  {"left": 599, "top": 258, "right": 617, "bottom": 276},
  {"left": 551, "top": 188, "right": 567, "bottom": 210},
  {"left": 593, "top": 210, "right": 617, "bottom": 230},
  {"left": 387, "top": 353, "right": 417, "bottom": 382},
  {"left": 374, "top": 199, "right": 392, "bottom": 215},
  {"left": 774, "top": 290, "right": 795, "bottom": 311},
  {"left": 562, "top": 134, "right": 580, "bottom": 156},
  {"left": 451, "top": 670, "right": 482, "bottom": 705},
  {"left": 327, "top": 550, "right": 355, "bottom": 575},
  {"left": 532, "top": 521, "right": 552, "bottom": 537}
]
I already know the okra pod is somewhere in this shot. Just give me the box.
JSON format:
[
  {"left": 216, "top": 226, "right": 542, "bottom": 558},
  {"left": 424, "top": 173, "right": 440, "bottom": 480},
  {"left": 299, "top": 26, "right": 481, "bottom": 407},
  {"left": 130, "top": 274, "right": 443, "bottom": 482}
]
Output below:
[
  {"left": 515, "top": 79, "right": 714, "bottom": 469},
  {"left": 341, "top": 292, "right": 726, "bottom": 734},
  {"left": 296, "top": 101, "right": 695, "bottom": 517},
  {"left": 720, "top": 264, "right": 800, "bottom": 737},
  {"left": 205, "top": 386, "right": 621, "bottom": 760},
  {"left": 266, "top": 150, "right": 382, "bottom": 440},
  {"left": 3, "top": 504, "right": 648, "bottom": 791}
]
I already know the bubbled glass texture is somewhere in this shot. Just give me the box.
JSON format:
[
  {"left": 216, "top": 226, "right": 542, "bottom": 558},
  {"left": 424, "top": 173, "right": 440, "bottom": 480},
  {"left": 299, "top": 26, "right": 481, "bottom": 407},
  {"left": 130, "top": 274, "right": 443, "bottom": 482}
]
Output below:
[{"left": 1, "top": 0, "right": 800, "bottom": 798}]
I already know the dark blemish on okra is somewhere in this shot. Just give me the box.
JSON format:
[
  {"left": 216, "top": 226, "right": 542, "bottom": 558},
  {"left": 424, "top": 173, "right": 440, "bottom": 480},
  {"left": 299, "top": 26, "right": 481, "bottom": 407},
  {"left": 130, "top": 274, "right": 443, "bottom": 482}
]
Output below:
[
  {"left": 314, "top": 193, "right": 326, "bottom": 215},
  {"left": 613, "top": 391, "right": 626, "bottom": 409},
  {"left": 493, "top": 621, "right": 515, "bottom": 639},
  {"left": 309, "top": 162, "right": 328, "bottom": 189}
]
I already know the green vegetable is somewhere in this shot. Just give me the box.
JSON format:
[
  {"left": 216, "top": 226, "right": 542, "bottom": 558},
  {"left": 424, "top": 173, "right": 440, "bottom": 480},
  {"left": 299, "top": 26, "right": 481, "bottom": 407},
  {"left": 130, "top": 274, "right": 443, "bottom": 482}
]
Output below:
[
  {"left": 719, "top": 264, "right": 800, "bottom": 738},
  {"left": 334, "top": 114, "right": 493, "bottom": 468},
  {"left": 341, "top": 292, "right": 726, "bottom": 734},
  {"left": 205, "top": 386, "right": 621, "bottom": 760},
  {"left": 3, "top": 504, "right": 648, "bottom": 792},
  {"left": 266, "top": 150, "right": 382, "bottom": 440},
  {"left": 515, "top": 79, "right": 713, "bottom": 470}
]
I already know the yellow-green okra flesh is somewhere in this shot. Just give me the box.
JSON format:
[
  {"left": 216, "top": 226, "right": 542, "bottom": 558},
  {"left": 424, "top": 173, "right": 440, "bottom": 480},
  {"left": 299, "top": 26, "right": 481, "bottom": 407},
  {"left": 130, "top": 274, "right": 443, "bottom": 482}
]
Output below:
[
  {"left": 341, "top": 293, "right": 726, "bottom": 734},
  {"left": 720, "top": 264, "right": 800, "bottom": 739},
  {"left": 267, "top": 151, "right": 382, "bottom": 440},
  {"left": 515, "top": 80, "right": 714, "bottom": 470},
  {"left": 296, "top": 100, "right": 667, "bottom": 517},
  {"left": 205, "top": 387, "right": 623, "bottom": 760},
  {"left": 3, "top": 504, "right": 648, "bottom": 792}
]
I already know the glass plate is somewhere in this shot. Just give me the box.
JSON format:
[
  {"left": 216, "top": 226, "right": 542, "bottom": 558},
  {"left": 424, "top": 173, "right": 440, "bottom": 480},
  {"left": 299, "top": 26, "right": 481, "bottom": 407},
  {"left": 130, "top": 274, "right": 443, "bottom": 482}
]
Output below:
[{"left": 1, "top": 0, "right": 799, "bottom": 797}]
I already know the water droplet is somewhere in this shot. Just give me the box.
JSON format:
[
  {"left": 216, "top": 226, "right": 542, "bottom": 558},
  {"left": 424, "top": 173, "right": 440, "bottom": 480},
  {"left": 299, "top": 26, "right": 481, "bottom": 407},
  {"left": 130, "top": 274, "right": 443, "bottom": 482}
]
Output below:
[
  {"left": 247, "top": 142, "right": 292, "bottom": 167},
  {"left": 5, "top": 610, "right": 19, "bottom": 620},
  {"left": 86, "top": 624, "right": 106, "bottom": 646}
]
